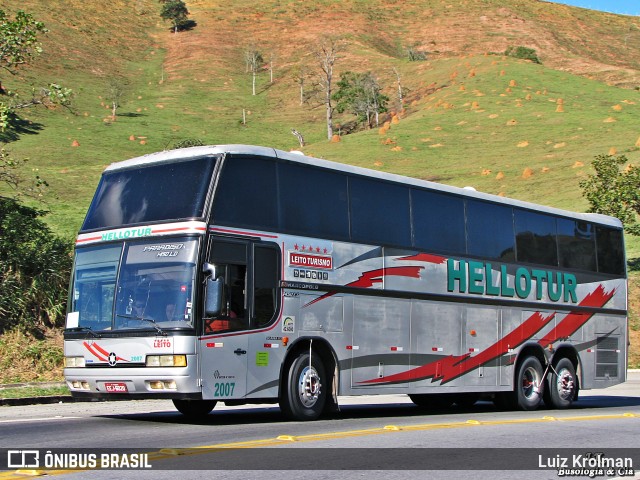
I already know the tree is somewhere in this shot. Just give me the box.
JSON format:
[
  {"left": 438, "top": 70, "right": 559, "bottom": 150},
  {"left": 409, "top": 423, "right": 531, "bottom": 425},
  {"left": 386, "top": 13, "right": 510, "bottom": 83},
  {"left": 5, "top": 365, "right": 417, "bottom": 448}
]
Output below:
[
  {"left": 245, "top": 49, "right": 264, "bottom": 96},
  {"left": 579, "top": 154, "right": 640, "bottom": 235},
  {"left": 160, "top": 0, "right": 190, "bottom": 33},
  {"left": 0, "top": 10, "right": 72, "bottom": 133},
  {"left": 291, "top": 64, "right": 312, "bottom": 106},
  {"left": 313, "top": 37, "right": 344, "bottom": 140},
  {"left": 0, "top": 9, "right": 47, "bottom": 79},
  {"left": 0, "top": 147, "right": 48, "bottom": 199},
  {"left": 391, "top": 67, "right": 404, "bottom": 111},
  {"left": 105, "top": 77, "right": 128, "bottom": 120},
  {"left": 333, "top": 71, "right": 388, "bottom": 129}
]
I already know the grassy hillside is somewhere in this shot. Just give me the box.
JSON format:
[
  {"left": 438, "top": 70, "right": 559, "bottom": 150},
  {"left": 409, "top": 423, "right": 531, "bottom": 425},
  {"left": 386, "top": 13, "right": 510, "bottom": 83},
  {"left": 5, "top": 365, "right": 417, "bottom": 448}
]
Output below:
[
  {"left": 0, "top": 0, "right": 638, "bottom": 377},
  {"left": 1, "top": 0, "right": 639, "bottom": 238}
]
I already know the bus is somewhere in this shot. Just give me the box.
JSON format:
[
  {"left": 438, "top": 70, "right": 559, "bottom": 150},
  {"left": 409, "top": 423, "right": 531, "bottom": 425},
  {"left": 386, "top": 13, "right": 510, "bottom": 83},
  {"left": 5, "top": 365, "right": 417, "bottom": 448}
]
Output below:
[{"left": 64, "top": 144, "right": 628, "bottom": 420}]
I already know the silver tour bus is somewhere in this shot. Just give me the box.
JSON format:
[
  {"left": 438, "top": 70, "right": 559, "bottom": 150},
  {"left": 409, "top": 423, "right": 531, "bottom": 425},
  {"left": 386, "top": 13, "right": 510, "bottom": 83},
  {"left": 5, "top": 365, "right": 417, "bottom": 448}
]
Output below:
[{"left": 64, "top": 145, "right": 628, "bottom": 420}]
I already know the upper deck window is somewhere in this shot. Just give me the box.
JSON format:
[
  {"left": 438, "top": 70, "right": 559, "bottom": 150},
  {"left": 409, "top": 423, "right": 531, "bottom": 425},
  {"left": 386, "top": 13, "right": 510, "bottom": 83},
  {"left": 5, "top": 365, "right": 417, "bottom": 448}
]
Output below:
[{"left": 82, "top": 156, "right": 217, "bottom": 231}]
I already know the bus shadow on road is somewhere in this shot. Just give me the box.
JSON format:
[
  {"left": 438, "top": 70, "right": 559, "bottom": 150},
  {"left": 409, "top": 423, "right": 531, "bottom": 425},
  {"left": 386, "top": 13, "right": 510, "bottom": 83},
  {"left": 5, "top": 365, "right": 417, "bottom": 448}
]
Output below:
[{"left": 96, "top": 395, "right": 640, "bottom": 426}]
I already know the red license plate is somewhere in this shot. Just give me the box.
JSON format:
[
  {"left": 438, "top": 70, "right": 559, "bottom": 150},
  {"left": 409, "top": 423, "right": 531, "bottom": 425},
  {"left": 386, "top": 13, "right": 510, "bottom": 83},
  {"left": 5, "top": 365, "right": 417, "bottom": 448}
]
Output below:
[{"left": 105, "top": 382, "right": 128, "bottom": 393}]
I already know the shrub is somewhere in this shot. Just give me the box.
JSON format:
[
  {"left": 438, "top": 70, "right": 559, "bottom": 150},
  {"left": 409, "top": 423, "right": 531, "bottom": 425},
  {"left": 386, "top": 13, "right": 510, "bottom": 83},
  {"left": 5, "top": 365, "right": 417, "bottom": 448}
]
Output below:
[
  {"left": 505, "top": 46, "right": 541, "bottom": 64},
  {"left": 0, "top": 197, "right": 72, "bottom": 333}
]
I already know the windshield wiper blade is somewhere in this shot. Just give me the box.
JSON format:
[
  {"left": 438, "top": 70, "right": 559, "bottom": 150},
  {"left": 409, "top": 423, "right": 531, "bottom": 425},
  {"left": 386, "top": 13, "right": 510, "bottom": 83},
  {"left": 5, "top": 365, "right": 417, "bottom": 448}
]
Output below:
[
  {"left": 136, "top": 317, "right": 167, "bottom": 336},
  {"left": 116, "top": 314, "right": 167, "bottom": 336},
  {"left": 66, "top": 326, "right": 101, "bottom": 338}
]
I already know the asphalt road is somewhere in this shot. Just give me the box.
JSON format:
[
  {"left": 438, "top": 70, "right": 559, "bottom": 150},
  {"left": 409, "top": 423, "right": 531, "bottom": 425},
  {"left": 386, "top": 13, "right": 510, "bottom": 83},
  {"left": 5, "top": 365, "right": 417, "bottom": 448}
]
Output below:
[{"left": 1, "top": 372, "right": 639, "bottom": 480}]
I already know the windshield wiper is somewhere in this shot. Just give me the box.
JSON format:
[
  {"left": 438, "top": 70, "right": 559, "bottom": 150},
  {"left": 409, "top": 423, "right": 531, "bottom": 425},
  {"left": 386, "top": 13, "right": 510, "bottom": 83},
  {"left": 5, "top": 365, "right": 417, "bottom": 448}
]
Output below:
[
  {"left": 116, "top": 314, "right": 167, "bottom": 336},
  {"left": 66, "top": 326, "right": 101, "bottom": 338}
]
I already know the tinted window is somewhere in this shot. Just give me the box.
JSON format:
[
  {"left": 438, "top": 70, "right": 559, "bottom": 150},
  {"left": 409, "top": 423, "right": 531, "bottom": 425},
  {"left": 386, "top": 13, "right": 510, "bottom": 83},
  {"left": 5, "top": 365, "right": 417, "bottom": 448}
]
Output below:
[
  {"left": 212, "top": 155, "right": 278, "bottom": 231},
  {"left": 254, "top": 245, "right": 279, "bottom": 327},
  {"left": 412, "top": 189, "right": 465, "bottom": 254},
  {"left": 515, "top": 210, "right": 558, "bottom": 266},
  {"left": 82, "top": 156, "right": 216, "bottom": 231},
  {"left": 279, "top": 162, "right": 349, "bottom": 240},
  {"left": 466, "top": 200, "right": 514, "bottom": 260},
  {"left": 350, "top": 177, "right": 411, "bottom": 246},
  {"left": 558, "top": 219, "right": 596, "bottom": 271},
  {"left": 597, "top": 227, "right": 625, "bottom": 275}
]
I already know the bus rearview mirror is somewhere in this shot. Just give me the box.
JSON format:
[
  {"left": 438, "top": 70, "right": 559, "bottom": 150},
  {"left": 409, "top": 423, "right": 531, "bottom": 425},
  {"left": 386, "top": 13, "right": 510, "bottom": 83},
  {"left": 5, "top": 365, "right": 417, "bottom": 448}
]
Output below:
[{"left": 205, "top": 277, "right": 223, "bottom": 317}]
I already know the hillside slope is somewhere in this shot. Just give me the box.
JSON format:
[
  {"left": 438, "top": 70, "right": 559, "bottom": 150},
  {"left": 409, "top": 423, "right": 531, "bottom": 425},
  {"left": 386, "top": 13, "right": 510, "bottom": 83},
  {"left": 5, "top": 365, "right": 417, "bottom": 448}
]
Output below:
[
  {"left": 0, "top": 0, "right": 638, "bottom": 374},
  {"left": 0, "top": 0, "right": 638, "bottom": 238}
]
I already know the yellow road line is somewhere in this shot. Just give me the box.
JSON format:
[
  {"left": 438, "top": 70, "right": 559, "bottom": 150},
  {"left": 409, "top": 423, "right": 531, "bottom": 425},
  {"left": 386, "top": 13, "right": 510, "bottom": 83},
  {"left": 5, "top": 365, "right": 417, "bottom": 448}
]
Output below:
[{"left": 0, "top": 412, "right": 637, "bottom": 478}]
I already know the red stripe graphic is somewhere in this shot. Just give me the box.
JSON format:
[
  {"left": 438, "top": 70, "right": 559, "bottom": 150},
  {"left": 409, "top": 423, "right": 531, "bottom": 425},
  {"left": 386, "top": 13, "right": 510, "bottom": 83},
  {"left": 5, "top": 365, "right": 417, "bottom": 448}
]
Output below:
[
  {"left": 303, "top": 266, "right": 424, "bottom": 308},
  {"left": 357, "top": 285, "right": 616, "bottom": 386},
  {"left": 82, "top": 341, "right": 128, "bottom": 362},
  {"left": 538, "top": 285, "right": 616, "bottom": 348},
  {"left": 396, "top": 253, "right": 447, "bottom": 264},
  {"left": 83, "top": 341, "right": 108, "bottom": 362}
]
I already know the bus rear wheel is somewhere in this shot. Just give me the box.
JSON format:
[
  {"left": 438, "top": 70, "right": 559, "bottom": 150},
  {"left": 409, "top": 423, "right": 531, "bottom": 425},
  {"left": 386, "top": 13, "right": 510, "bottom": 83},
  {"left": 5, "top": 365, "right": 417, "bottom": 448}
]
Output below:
[
  {"left": 280, "top": 352, "right": 327, "bottom": 421},
  {"left": 547, "top": 358, "right": 577, "bottom": 409},
  {"left": 514, "top": 356, "right": 544, "bottom": 411},
  {"left": 172, "top": 399, "right": 217, "bottom": 418}
]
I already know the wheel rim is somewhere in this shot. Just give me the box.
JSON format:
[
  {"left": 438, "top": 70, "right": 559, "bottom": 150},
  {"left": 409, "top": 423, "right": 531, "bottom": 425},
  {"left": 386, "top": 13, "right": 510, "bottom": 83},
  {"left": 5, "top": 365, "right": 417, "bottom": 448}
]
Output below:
[
  {"left": 555, "top": 368, "right": 575, "bottom": 401},
  {"left": 297, "top": 365, "right": 322, "bottom": 408},
  {"left": 521, "top": 366, "right": 540, "bottom": 400}
]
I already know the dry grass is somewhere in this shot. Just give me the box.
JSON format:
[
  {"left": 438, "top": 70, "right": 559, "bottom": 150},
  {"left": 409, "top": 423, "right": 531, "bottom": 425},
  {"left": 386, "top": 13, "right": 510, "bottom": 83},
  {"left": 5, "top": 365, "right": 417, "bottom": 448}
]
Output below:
[{"left": 0, "top": 329, "right": 64, "bottom": 383}]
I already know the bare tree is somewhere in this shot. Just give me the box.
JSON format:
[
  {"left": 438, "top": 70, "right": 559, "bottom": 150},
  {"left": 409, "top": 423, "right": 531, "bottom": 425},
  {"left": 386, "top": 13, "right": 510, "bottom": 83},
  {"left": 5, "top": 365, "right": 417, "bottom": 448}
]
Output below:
[
  {"left": 291, "top": 64, "right": 310, "bottom": 106},
  {"left": 313, "top": 37, "right": 345, "bottom": 140},
  {"left": 245, "top": 49, "right": 264, "bottom": 96},
  {"left": 268, "top": 51, "right": 277, "bottom": 83},
  {"left": 391, "top": 67, "right": 404, "bottom": 111}
]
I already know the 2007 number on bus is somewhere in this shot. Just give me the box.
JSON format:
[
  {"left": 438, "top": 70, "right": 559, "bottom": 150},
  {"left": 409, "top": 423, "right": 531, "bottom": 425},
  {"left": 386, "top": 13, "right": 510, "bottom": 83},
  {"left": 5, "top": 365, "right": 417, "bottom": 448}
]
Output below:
[{"left": 214, "top": 382, "right": 235, "bottom": 397}]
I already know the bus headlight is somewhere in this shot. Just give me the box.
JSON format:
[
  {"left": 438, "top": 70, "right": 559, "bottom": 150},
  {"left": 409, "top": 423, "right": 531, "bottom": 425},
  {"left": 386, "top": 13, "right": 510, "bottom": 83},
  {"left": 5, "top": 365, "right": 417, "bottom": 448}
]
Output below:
[
  {"left": 64, "top": 356, "right": 86, "bottom": 368},
  {"left": 145, "top": 355, "right": 187, "bottom": 367}
]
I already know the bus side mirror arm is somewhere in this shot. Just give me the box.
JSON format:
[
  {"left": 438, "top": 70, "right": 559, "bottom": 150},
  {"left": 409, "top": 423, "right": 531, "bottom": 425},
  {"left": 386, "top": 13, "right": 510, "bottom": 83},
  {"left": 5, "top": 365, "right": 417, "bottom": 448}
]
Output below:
[{"left": 203, "top": 263, "right": 217, "bottom": 279}]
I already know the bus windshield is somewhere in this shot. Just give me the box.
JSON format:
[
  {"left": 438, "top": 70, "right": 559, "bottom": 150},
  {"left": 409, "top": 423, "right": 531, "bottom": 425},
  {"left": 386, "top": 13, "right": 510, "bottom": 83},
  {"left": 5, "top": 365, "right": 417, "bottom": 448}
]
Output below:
[{"left": 68, "top": 237, "right": 199, "bottom": 332}]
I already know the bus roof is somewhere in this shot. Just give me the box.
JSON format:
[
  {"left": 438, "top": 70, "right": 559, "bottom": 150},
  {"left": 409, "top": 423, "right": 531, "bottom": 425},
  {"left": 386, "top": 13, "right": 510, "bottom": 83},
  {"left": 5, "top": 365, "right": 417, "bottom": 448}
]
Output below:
[{"left": 104, "top": 144, "right": 623, "bottom": 229}]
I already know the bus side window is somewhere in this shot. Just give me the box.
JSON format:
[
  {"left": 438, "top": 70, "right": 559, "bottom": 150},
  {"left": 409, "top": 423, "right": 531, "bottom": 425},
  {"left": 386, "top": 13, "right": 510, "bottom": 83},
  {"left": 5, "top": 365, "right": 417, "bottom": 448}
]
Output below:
[
  {"left": 253, "top": 245, "right": 279, "bottom": 328},
  {"left": 206, "top": 241, "right": 248, "bottom": 333}
]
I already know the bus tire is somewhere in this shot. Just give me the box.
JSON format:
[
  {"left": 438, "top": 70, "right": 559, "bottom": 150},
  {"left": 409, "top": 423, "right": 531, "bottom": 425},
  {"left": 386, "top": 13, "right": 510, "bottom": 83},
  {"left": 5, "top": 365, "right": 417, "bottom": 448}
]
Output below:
[
  {"left": 515, "top": 356, "right": 544, "bottom": 411},
  {"left": 280, "top": 352, "right": 326, "bottom": 421},
  {"left": 547, "top": 358, "right": 577, "bottom": 409},
  {"left": 172, "top": 399, "right": 217, "bottom": 418},
  {"left": 409, "top": 393, "right": 454, "bottom": 410}
]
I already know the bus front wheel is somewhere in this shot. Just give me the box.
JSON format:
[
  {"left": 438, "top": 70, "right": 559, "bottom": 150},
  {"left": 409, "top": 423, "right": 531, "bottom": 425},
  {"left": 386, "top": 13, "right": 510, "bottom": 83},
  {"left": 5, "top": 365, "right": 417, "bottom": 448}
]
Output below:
[
  {"left": 280, "top": 352, "right": 327, "bottom": 421},
  {"left": 172, "top": 399, "right": 217, "bottom": 418}
]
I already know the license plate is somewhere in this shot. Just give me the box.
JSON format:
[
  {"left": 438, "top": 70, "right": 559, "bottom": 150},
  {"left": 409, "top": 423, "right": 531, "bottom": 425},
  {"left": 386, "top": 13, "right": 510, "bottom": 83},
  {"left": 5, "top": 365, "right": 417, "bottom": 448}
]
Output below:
[{"left": 105, "top": 382, "right": 128, "bottom": 393}]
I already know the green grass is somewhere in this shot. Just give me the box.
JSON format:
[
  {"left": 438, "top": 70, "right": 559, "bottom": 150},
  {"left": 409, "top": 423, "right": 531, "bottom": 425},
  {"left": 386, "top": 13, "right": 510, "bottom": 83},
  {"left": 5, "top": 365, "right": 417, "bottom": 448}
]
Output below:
[{"left": 0, "top": 385, "right": 69, "bottom": 399}]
